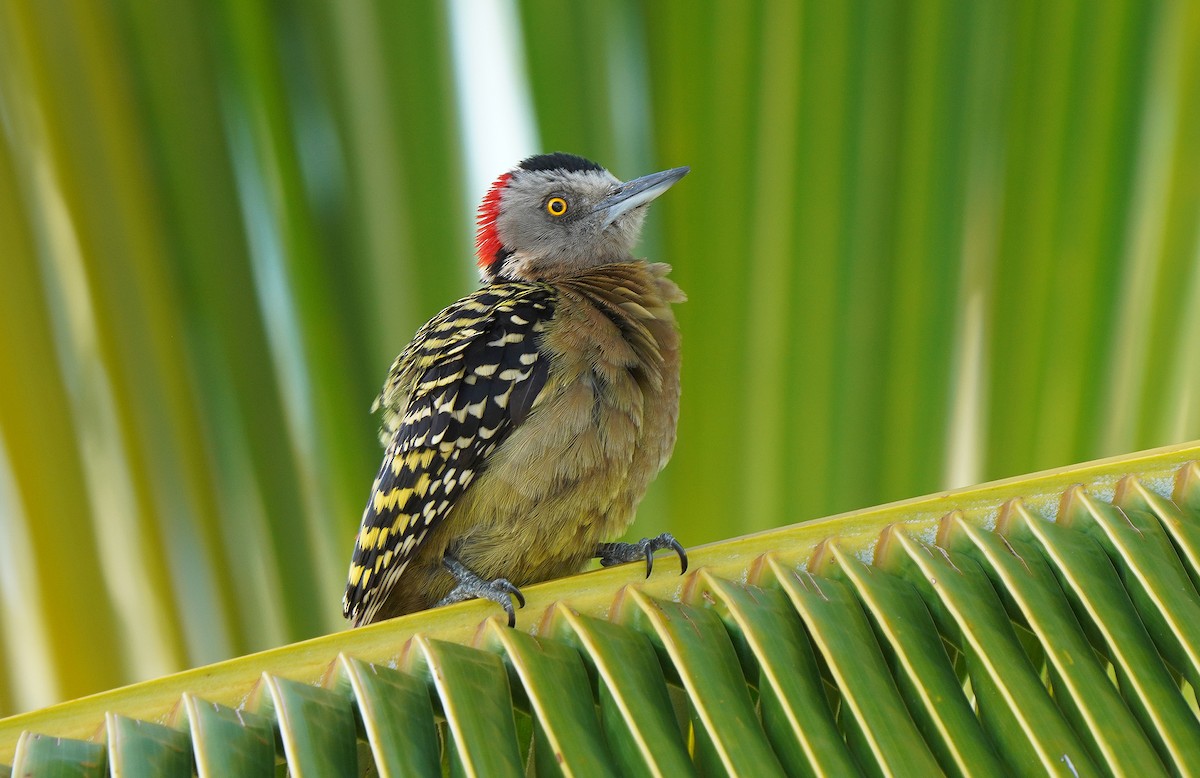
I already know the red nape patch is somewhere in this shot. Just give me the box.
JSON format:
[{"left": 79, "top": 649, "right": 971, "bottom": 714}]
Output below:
[{"left": 475, "top": 172, "right": 512, "bottom": 268}]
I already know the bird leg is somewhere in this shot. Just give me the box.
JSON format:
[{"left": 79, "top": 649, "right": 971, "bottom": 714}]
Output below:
[
  {"left": 595, "top": 533, "right": 688, "bottom": 578},
  {"left": 436, "top": 554, "right": 526, "bottom": 627}
]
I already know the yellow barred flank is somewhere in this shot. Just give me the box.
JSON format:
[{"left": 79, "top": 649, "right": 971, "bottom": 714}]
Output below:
[{"left": 344, "top": 283, "right": 556, "bottom": 624}]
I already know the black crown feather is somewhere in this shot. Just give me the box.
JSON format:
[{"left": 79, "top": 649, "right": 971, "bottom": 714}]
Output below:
[{"left": 517, "top": 152, "right": 604, "bottom": 174}]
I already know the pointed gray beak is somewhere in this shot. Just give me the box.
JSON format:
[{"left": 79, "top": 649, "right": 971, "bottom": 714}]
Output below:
[{"left": 594, "top": 165, "right": 689, "bottom": 227}]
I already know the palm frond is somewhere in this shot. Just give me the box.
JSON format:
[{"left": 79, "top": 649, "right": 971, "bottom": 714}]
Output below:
[{"left": 3, "top": 442, "right": 1198, "bottom": 774}]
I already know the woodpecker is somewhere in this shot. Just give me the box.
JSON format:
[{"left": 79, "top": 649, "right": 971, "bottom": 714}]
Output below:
[{"left": 344, "top": 152, "right": 688, "bottom": 628}]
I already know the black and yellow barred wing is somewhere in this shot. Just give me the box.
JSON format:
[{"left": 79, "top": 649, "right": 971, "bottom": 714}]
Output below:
[{"left": 343, "top": 283, "right": 556, "bottom": 625}]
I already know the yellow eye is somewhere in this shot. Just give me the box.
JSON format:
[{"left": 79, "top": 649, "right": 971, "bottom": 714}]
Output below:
[{"left": 546, "top": 197, "right": 568, "bottom": 217}]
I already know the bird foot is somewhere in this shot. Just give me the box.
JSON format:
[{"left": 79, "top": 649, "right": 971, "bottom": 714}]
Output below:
[
  {"left": 596, "top": 533, "right": 688, "bottom": 578},
  {"left": 436, "top": 555, "right": 526, "bottom": 628}
]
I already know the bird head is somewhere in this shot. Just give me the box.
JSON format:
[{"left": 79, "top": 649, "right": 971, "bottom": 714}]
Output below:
[{"left": 475, "top": 152, "right": 689, "bottom": 281}]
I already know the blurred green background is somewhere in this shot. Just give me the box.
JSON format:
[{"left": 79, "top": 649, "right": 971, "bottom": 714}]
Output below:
[{"left": 1, "top": 0, "right": 1198, "bottom": 716}]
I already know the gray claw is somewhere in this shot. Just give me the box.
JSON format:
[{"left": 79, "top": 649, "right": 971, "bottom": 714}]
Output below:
[
  {"left": 437, "top": 555, "right": 525, "bottom": 627},
  {"left": 596, "top": 532, "right": 688, "bottom": 577}
]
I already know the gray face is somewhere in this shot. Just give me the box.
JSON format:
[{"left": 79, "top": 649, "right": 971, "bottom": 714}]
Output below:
[
  {"left": 494, "top": 165, "right": 686, "bottom": 280},
  {"left": 495, "top": 168, "right": 632, "bottom": 279}
]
